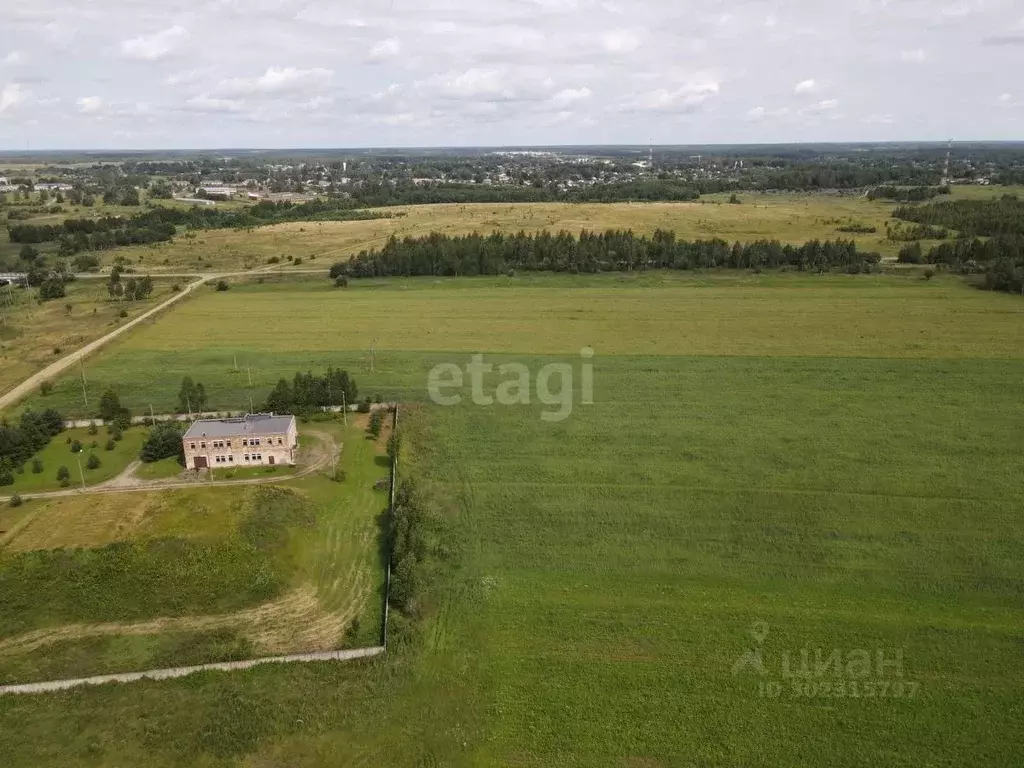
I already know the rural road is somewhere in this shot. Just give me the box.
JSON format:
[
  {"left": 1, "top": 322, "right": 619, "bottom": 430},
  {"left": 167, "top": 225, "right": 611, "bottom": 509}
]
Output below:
[{"left": 0, "top": 267, "right": 330, "bottom": 414}]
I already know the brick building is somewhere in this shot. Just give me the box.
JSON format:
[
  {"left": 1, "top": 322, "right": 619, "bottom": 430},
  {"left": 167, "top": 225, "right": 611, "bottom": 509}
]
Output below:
[{"left": 182, "top": 414, "right": 298, "bottom": 471}]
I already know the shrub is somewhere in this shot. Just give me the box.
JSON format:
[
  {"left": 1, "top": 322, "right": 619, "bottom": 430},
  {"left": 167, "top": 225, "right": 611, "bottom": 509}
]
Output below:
[
  {"left": 140, "top": 422, "right": 186, "bottom": 463},
  {"left": 57, "top": 465, "right": 71, "bottom": 487},
  {"left": 368, "top": 409, "right": 384, "bottom": 439},
  {"left": 267, "top": 256, "right": 281, "bottom": 264},
  {"left": 40, "top": 381, "right": 54, "bottom": 396},
  {"left": 215, "top": 280, "right": 230, "bottom": 292},
  {"left": 88, "top": 422, "right": 98, "bottom": 436},
  {"left": 105, "top": 439, "right": 116, "bottom": 451},
  {"left": 923, "top": 268, "right": 936, "bottom": 281},
  {"left": 31, "top": 458, "right": 43, "bottom": 474},
  {"left": 8, "top": 493, "right": 23, "bottom": 508},
  {"left": 70, "top": 440, "right": 83, "bottom": 453},
  {"left": 171, "top": 283, "right": 181, "bottom": 292},
  {"left": 334, "top": 276, "right": 348, "bottom": 288},
  {"left": 357, "top": 398, "right": 371, "bottom": 414},
  {"left": 0, "top": 466, "right": 13, "bottom": 487},
  {"left": 293, "top": 257, "right": 303, "bottom": 266},
  {"left": 86, "top": 453, "right": 101, "bottom": 470}
]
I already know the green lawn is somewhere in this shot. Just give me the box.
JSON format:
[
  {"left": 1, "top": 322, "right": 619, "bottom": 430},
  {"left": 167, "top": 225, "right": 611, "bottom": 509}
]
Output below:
[
  {"left": 0, "top": 272, "right": 1020, "bottom": 766},
  {"left": 1, "top": 426, "right": 145, "bottom": 494}
]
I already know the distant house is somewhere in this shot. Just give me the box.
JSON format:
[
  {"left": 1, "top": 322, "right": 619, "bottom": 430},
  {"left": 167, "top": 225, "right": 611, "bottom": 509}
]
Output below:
[
  {"left": 198, "top": 186, "right": 235, "bottom": 198},
  {"left": 182, "top": 413, "right": 298, "bottom": 471}
]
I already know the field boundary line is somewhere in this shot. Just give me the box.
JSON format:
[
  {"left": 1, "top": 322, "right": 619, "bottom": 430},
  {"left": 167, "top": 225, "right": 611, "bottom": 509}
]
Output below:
[{"left": 0, "top": 646, "right": 384, "bottom": 696}]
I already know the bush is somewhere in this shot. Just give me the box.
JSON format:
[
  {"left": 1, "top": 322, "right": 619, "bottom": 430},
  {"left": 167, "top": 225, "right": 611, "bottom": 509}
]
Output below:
[
  {"left": 923, "top": 268, "right": 936, "bottom": 281},
  {"left": 8, "top": 493, "right": 23, "bottom": 508},
  {"left": 88, "top": 422, "right": 98, "bottom": 435},
  {"left": 357, "top": 398, "right": 371, "bottom": 414},
  {"left": 215, "top": 280, "right": 230, "bottom": 292},
  {"left": 31, "top": 458, "right": 43, "bottom": 474},
  {"left": 70, "top": 440, "right": 83, "bottom": 453},
  {"left": 40, "top": 381, "right": 54, "bottom": 396},
  {"left": 293, "top": 257, "right": 303, "bottom": 266},
  {"left": 140, "top": 422, "right": 186, "bottom": 463},
  {"left": 86, "top": 453, "right": 101, "bottom": 470},
  {"left": 57, "top": 465, "right": 71, "bottom": 487},
  {"left": 267, "top": 256, "right": 281, "bottom": 264},
  {"left": 0, "top": 466, "right": 13, "bottom": 487},
  {"left": 368, "top": 410, "right": 384, "bottom": 439},
  {"left": 334, "top": 276, "right": 348, "bottom": 288},
  {"left": 118, "top": 309, "right": 128, "bottom": 318},
  {"left": 105, "top": 439, "right": 116, "bottom": 451}
]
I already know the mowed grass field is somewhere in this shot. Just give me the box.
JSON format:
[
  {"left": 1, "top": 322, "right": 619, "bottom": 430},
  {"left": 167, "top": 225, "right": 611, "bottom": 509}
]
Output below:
[
  {"left": 0, "top": 420, "right": 389, "bottom": 687},
  {"left": 17, "top": 272, "right": 1024, "bottom": 420},
  {"left": 0, "top": 271, "right": 1020, "bottom": 765}
]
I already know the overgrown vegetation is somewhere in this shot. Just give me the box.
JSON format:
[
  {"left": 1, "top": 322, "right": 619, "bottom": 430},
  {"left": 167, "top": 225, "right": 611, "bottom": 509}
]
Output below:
[
  {"left": 0, "top": 409, "right": 65, "bottom": 475},
  {"left": 867, "top": 184, "right": 949, "bottom": 202},
  {"left": 140, "top": 422, "right": 186, "bottom": 463}
]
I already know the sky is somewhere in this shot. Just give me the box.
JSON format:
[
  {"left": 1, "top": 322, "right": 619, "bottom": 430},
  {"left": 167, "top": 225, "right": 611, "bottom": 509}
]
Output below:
[{"left": 0, "top": 0, "right": 1022, "bottom": 150}]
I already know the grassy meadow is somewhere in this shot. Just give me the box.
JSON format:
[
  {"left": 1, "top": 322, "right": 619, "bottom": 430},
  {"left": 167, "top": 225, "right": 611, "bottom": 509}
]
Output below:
[
  {"left": 0, "top": 271, "right": 1020, "bottom": 765},
  {"left": 0, "top": 419, "right": 390, "bottom": 687},
  {"left": 0, "top": 277, "right": 181, "bottom": 401},
  {"left": 86, "top": 185, "right": 1024, "bottom": 274}
]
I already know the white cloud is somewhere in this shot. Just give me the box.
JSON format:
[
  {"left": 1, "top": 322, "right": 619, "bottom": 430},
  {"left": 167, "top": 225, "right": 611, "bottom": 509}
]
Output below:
[
  {"left": 800, "top": 99, "right": 840, "bottom": 115},
  {"left": 900, "top": 49, "right": 927, "bottom": 63},
  {"left": 746, "top": 105, "right": 766, "bottom": 120},
  {"left": 119, "top": 26, "right": 189, "bottom": 61},
  {"left": 0, "top": 83, "right": 27, "bottom": 113},
  {"left": 3, "top": 51, "right": 22, "bottom": 66},
  {"left": 76, "top": 96, "right": 102, "bottom": 114},
  {"left": 602, "top": 30, "right": 640, "bottom": 53},
  {"left": 863, "top": 113, "right": 895, "bottom": 124},
  {"left": 998, "top": 92, "right": 1012, "bottom": 103},
  {"left": 181, "top": 94, "right": 244, "bottom": 113},
  {"left": 376, "top": 112, "right": 416, "bottom": 126},
  {"left": 368, "top": 38, "right": 402, "bottom": 61},
  {"left": 551, "top": 87, "right": 592, "bottom": 106},
  {"left": 213, "top": 66, "right": 333, "bottom": 97},
  {"left": 626, "top": 81, "right": 720, "bottom": 113},
  {"left": 794, "top": 79, "right": 817, "bottom": 94}
]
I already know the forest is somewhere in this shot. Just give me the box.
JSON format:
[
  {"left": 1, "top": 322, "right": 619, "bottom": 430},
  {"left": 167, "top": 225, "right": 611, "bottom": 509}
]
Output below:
[
  {"left": 333, "top": 230, "right": 882, "bottom": 278},
  {"left": 892, "top": 195, "right": 1024, "bottom": 236},
  {"left": 0, "top": 409, "right": 66, "bottom": 479}
]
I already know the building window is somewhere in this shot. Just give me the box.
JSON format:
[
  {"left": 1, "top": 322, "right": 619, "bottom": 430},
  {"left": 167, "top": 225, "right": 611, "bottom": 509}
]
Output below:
[
  {"left": 278, "top": 438, "right": 283, "bottom": 445},
  {"left": 244, "top": 454, "right": 250, "bottom": 461},
  {"left": 228, "top": 455, "right": 234, "bottom": 462},
  {"left": 242, "top": 439, "right": 248, "bottom": 446},
  {"left": 190, "top": 443, "right": 195, "bottom": 449},
  {"left": 201, "top": 442, "right": 206, "bottom": 448}
]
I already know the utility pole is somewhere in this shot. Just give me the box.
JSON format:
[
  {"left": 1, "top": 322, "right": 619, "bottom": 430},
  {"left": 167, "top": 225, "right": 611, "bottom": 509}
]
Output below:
[
  {"left": 247, "top": 366, "right": 253, "bottom": 387},
  {"left": 150, "top": 404, "right": 156, "bottom": 424},
  {"left": 370, "top": 339, "right": 377, "bottom": 374},
  {"left": 342, "top": 390, "right": 347, "bottom": 426},
  {"left": 233, "top": 353, "right": 238, "bottom": 371},
  {"left": 186, "top": 395, "right": 192, "bottom": 420}
]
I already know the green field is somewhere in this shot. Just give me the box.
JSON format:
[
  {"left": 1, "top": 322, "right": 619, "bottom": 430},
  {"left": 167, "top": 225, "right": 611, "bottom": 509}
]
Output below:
[
  {"left": 0, "top": 420, "right": 389, "bottom": 688},
  {"left": 0, "top": 271, "right": 1021, "bottom": 766}
]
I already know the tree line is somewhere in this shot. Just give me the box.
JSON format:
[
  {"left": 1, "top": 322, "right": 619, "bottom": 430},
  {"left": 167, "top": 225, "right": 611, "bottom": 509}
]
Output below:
[
  {"left": 892, "top": 195, "right": 1024, "bottom": 236},
  {"left": 332, "top": 230, "right": 883, "bottom": 278},
  {"left": 899, "top": 235, "right": 1024, "bottom": 295},
  {"left": 867, "top": 185, "right": 949, "bottom": 202},
  {"left": 264, "top": 368, "right": 359, "bottom": 415}
]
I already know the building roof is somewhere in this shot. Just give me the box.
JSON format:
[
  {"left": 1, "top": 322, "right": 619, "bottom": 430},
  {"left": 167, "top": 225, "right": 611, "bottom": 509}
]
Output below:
[{"left": 184, "top": 413, "right": 295, "bottom": 440}]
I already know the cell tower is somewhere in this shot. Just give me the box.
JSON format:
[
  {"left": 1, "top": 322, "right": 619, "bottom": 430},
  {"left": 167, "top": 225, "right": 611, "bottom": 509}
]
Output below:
[{"left": 943, "top": 139, "right": 953, "bottom": 185}]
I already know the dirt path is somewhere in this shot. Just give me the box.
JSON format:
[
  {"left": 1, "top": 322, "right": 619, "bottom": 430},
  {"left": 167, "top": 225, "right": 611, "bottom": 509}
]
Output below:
[
  {"left": 0, "top": 646, "right": 384, "bottom": 696},
  {"left": 0, "top": 430, "right": 339, "bottom": 504}
]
